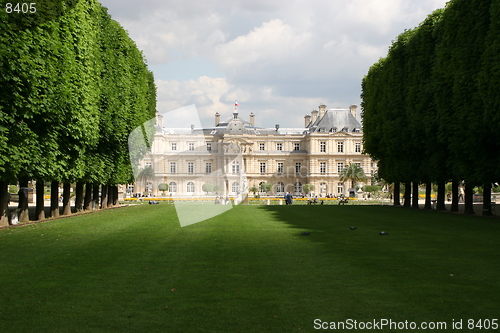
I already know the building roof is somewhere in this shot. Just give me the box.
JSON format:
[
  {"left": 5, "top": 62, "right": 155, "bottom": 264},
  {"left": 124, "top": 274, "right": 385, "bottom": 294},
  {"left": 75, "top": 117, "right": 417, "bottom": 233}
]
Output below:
[
  {"left": 309, "top": 109, "right": 361, "bottom": 133},
  {"left": 156, "top": 106, "right": 362, "bottom": 136}
]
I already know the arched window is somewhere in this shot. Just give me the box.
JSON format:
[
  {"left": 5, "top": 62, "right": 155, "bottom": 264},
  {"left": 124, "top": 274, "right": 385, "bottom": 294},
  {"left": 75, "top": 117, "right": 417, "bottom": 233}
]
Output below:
[
  {"left": 186, "top": 182, "right": 195, "bottom": 193},
  {"left": 276, "top": 182, "right": 285, "bottom": 194},
  {"left": 232, "top": 182, "right": 240, "bottom": 194},
  {"left": 294, "top": 182, "right": 302, "bottom": 193},
  {"left": 169, "top": 182, "right": 177, "bottom": 193},
  {"left": 232, "top": 160, "right": 240, "bottom": 174}
]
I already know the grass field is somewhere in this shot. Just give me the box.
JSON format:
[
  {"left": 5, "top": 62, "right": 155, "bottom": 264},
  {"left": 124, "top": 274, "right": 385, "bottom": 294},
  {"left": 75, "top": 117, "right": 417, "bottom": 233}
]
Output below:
[{"left": 0, "top": 204, "right": 499, "bottom": 332}]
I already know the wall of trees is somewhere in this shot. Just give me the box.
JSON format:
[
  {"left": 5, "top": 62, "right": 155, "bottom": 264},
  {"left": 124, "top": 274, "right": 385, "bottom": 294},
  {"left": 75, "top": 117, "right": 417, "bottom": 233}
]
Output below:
[
  {"left": 362, "top": 0, "right": 499, "bottom": 215},
  {"left": 0, "top": 0, "right": 156, "bottom": 225}
]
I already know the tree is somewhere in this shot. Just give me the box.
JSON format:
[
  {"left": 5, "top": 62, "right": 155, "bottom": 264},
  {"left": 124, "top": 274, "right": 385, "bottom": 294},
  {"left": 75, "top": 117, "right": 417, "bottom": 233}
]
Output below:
[
  {"left": 363, "top": 185, "right": 382, "bottom": 194},
  {"left": 213, "top": 184, "right": 223, "bottom": 194},
  {"left": 303, "top": 184, "right": 314, "bottom": 194},
  {"left": 202, "top": 183, "right": 214, "bottom": 194},
  {"left": 158, "top": 183, "right": 168, "bottom": 195},
  {"left": 137, "top": 166, "right": 154, "bottom": 193},
  {"left": 259, "top": 183, "right": 272, "bottom": 194},
  {"left": 249, "top": 186, "right": 259, "bottom": 195},
  {"left": 339, "top": 164, "right": 368, "bottom": 190}
]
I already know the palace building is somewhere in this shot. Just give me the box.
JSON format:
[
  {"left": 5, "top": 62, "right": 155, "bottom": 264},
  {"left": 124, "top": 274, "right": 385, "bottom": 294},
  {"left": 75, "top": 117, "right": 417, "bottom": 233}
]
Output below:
[{"left": 137, "top": 104, "right": 376, "bottom": 198}]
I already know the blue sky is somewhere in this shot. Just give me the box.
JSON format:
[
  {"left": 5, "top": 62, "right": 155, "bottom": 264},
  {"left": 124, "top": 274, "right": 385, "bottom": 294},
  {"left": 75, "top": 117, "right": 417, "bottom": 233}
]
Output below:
[{"left": 99, "top": 0, "right": 449, "bottom": 128}]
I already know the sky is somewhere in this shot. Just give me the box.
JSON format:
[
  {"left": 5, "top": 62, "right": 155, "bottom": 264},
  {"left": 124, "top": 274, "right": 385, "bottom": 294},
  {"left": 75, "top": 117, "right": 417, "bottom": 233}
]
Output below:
[{"left": 99, "top": 0, "right": 449, "bottom": 129}]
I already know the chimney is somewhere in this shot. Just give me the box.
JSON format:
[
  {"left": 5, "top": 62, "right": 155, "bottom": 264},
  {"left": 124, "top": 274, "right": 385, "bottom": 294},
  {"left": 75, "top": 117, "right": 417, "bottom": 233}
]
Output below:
[
  {"left": 304, "top": 114, "right": 311, "bottom": 127},
  {"left": 349, "top": 105, "right": 357, "bottom": 119},
  {"left": 319, "top": 104, "right": 327, "bottom": 120},
  {"left": 249, "top": 112, "right": 255, "bottom": 126},
  {"left": 215, "top": 112, "right": 220, "bottom": 126},
  {"left": 311, "top": 110, "right": 319, "bottom": 124}
]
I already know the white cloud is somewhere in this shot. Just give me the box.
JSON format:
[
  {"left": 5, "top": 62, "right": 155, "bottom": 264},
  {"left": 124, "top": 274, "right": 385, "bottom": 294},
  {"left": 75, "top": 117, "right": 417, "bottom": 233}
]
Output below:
[
  {"left": 215, "top": 19, "right": 311, "bottom": 69},
  {"left": 100, "top": 0, "right": 450, "bottom": 127}
]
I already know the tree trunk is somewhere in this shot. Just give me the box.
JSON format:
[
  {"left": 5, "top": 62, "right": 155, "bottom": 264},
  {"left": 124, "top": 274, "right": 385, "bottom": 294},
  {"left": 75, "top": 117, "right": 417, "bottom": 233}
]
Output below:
[
  {"left": 75, "top": 181, "right": 84, "bottom": 212},
  {"left": 62, "top": 183, "right": 71, "bottom": 215},
  {"left": 35, "top": 180, "right": 45, "bottom": 221},
  {"left": 424, "top": 181, "right": 432, "bottom": 209},
  {"left": 482, "top": 183, "right": 493, "bottom": 216},
  {"left": 464, "top": 183, "right": 475, "bottom": 215},
  {"left": 113, "top": 186, "right": 119, "bottom": 206},
  {"left": 436, "top": 181, "right": 446, "bottom": 211},
  {"left": 0, "top": 181, "right": 9, "bottom": 226},
  {"left": 101, "top": 184, "right": 108, "bottom": 209},
  {"left": 412, "top": 181, "right": 419, "bottom": 209},
  {"left": 450, "top": 180, "right": 459, "bottom": 212},
  {"left": 403, "top": 182, "right": 411, "bottom": 208},
  {"left": 83, "top": 182, "right": 92, "bottom": 211},
  {"left": 50, "top": 181, "right": 59, "bottom": 218},
  {"left": 393, "top": 182, "right": 401, "bottom": 206},
  {"left": 92, "top": 183, "right": 100, "bottom": 210},
  {"left": 107, "top": 185, "right": 114, "bottom": 207},
  {"left": 18, "top": 179, "right": 30, "bottom": 222}
]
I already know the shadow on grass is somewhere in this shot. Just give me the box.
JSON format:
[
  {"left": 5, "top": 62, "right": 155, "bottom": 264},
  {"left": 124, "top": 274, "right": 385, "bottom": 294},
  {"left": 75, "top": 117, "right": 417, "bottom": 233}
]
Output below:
[{"left": 250, "top": 204, "right": 500, "bottom": 323}]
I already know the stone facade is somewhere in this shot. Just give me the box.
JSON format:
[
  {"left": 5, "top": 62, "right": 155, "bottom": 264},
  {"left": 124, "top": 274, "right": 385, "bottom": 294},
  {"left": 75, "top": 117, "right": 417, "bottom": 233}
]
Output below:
[{"left": 136, "top": 105, "right": 376, "bottom": 197}]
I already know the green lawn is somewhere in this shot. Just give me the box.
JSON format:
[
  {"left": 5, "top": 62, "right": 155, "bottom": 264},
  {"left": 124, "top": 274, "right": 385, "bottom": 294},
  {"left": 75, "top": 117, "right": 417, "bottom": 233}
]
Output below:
[{"left": 0, "top": 205, "right": 499, "bottom": 332}]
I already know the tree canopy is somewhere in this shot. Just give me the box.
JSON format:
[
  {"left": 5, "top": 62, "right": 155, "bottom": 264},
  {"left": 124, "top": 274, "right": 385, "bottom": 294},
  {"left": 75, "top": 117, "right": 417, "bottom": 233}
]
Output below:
[
  {"left": 362, "top": 0, "right": 498, "bottom": 212},
  {"left": 0, "top": 0, "right": 156, "bottom": 185}
]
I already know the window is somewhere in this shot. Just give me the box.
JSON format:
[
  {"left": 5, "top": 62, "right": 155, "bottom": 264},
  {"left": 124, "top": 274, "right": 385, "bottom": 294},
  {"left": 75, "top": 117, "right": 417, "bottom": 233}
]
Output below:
[
  {"left": 145, "top": 161, "right": 152, "bottom": 168},
  {"left": 186, "top": 182, "right": 195, "bottom": 193},
  {"left": 205, "top": 162, "right": 212, "bottom": 174},
  {"left": 355, "top": 142, "right": 361, "bottom": 153},
  {"left": 276, "top": 182, "right": 285, "bottom": 193},
  {"left": 260, "top": 162, "right": 266, "bottom": 174},
  {"left": 320, "top": 141, "right": 326, "bottom": 152},
  {"left": 188, "top": 162, "right": 194, "bottom": 174},
  {"left": 337, "top": 141, "right": 344, "bottom": 153},
  {"left": 277, "top": 162, "right": 284, "bottom": 173},
  {"left": 337, "top": 162, "right": 344, "bottom": 173},
  {"left": 295, "top": 162, "right": 301, "bottom": 174},
  {"left": 276, "top": 143, "right": 283, "bottom": 151},
  {"left": 169, "top": 182, "right": 177, "bottom": 193},
  {"left": 170, "top": 162, "right": 176, "bottom": 174},
  {"left": 294, "top": 143, "right": 300, "bottom": 151},
  {"left": 188, "top": 142, "right": 195, "bottom": 151},
  {"left": 320, "top": 162, "right": 326, "bottom": 174},
  {"left": 232, "top": 182, "right": 240, "bottom": 194},
  {"left": 337, "top": 182, "right": 343, "bottom": 194},
  {"left": 355, "top": 162, "right": 361, "bottom": 167},
  {"left": 259, "top": 143, "right": 265, "bottom": 151},
  {"left": 232, "top": 161, "right": 240, "bottom": 174},
  {"left": 171, "top": 142, "right": 177, "bottom": 151},
  {"left": 206, "top": 142, "right": 212, "bottom": 151},
  {"left": 294, "top": 182, "right": 302, "bottom": 193}
]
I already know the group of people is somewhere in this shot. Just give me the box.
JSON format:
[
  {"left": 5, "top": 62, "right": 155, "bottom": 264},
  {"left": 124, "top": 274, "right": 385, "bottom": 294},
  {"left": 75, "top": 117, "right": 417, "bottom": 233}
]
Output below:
[{"left": 214, "top": 196, "right": 230, "bottom": 205}]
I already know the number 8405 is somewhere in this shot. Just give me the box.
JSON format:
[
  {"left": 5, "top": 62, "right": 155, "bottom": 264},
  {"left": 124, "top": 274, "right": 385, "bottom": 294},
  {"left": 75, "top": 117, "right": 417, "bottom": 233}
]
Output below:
[{"left": 6, "top": 3, "right": 37, "bottom": 14}]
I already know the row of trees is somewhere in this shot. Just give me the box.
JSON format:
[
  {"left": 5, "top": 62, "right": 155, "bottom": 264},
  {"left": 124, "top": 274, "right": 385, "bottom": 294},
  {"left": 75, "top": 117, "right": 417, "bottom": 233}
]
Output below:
[
  {"left": 361, "top": 0, "right": 500, "bottom": 214},
  {"left": 0, "top": 0, "right": 156, "bottom": 225}
]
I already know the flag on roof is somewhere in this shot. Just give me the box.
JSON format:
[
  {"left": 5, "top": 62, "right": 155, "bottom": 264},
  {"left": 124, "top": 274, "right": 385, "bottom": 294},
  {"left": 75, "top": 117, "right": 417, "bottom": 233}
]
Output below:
[{"left": 235, "top": 100, "right": 238, "bottom": 107}]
